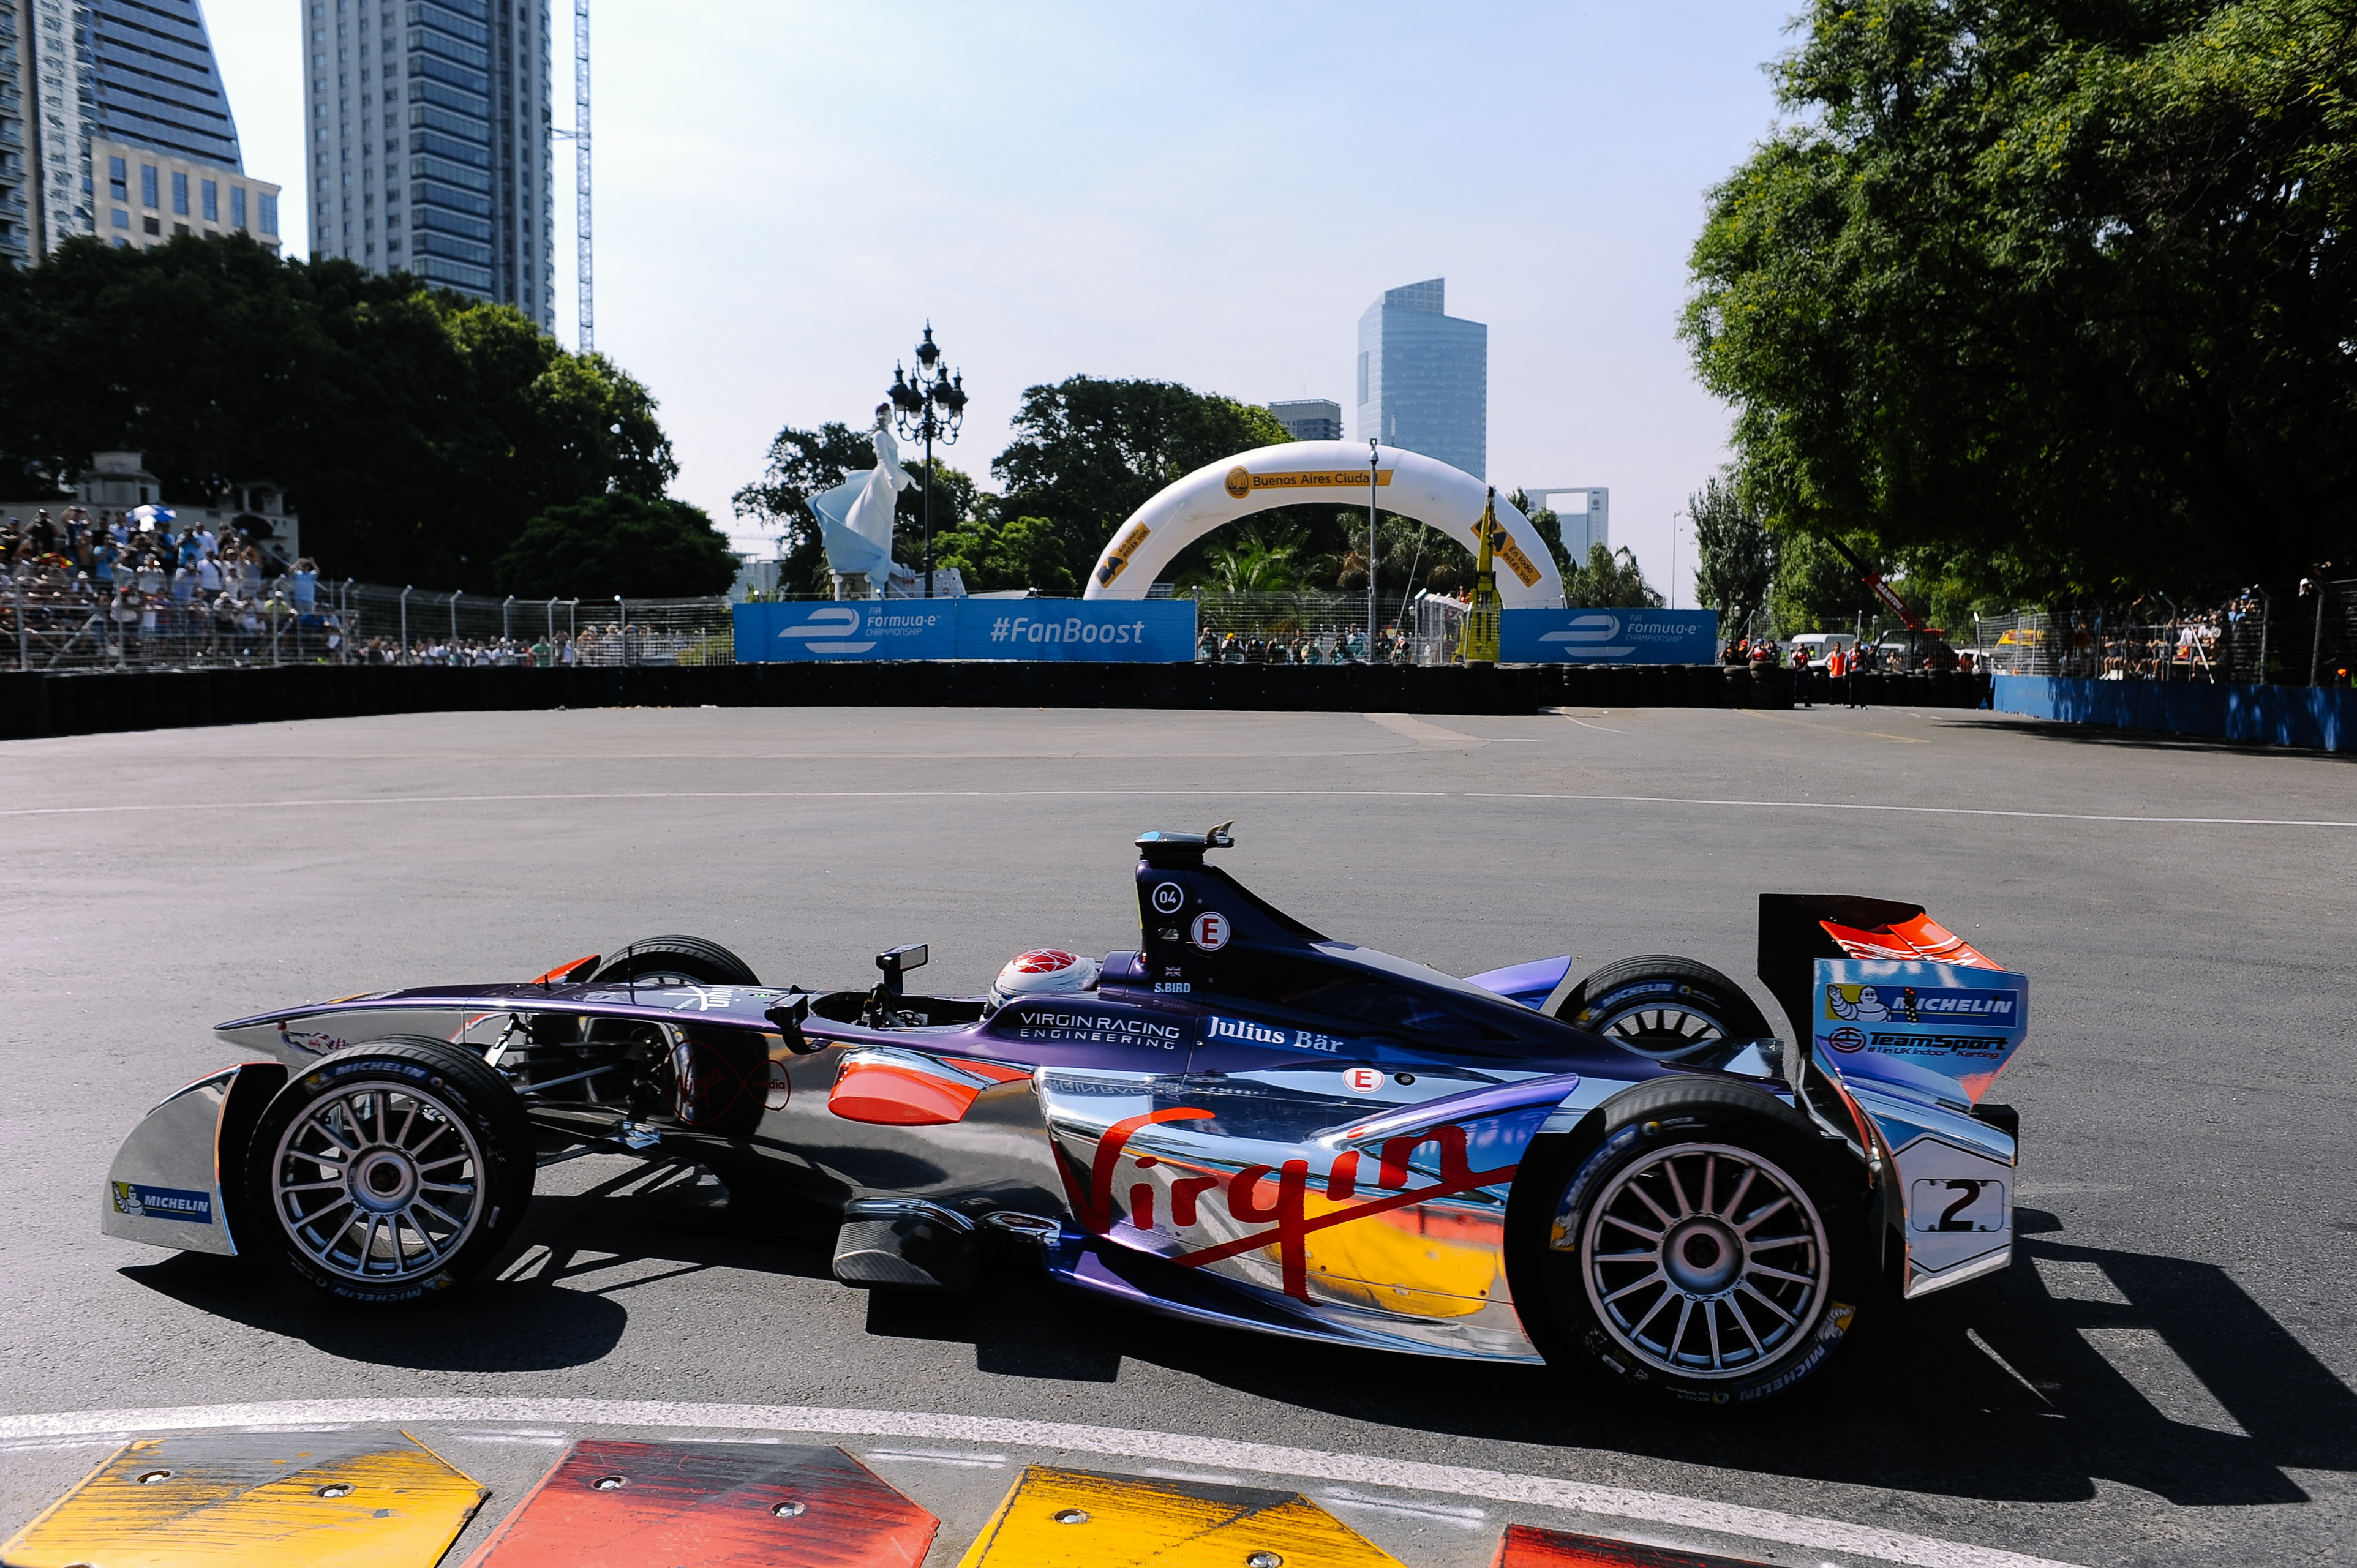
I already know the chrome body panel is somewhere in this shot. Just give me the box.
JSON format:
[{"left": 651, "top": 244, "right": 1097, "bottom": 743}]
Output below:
[
  {"left": 101, "top": 1062, "right": 285, "bottom": 1256},
  {"left": 1846, "top": 1080, "right": 2017, "bottom": 1297}
]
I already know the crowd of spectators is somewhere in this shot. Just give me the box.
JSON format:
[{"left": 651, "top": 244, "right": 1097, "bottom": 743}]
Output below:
[
  {"left": 2, "top": 503, "right": 333, "bottom": 662},
  {"left": 1197, "top": 627, "right": 1414, "bottom": 663}
]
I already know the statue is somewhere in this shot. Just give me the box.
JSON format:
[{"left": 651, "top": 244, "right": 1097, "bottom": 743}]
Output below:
[{"left": 811, "top": 405, "right": 917, "bottom": 597}]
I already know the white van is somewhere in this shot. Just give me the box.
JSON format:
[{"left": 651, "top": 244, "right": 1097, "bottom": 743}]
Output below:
[{"left": 1786, "top": 632, "right": 1858, "bottom": 666}]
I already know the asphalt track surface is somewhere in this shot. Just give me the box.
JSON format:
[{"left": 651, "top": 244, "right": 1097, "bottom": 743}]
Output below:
[{"left": 2, "top": 702, "right": 2353, "bottom": 1566}]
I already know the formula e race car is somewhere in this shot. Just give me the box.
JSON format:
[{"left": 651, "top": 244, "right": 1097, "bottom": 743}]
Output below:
[{"left": 102, "top": 826, "right": 2028, "bottom": 1406}]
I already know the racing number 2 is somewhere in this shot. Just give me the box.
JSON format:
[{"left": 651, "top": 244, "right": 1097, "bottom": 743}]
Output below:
[{"left": 1909, "top": 1178, "right": 2006, "bottom": 1232}]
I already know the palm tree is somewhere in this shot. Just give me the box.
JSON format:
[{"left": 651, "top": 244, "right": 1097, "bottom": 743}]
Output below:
[{"left": 1203, "top": 522, "right": 1307, "bottom": 594}]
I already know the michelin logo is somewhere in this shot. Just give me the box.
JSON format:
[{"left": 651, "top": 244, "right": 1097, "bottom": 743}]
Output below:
[
  {"left": 1827, "top": 985, "right": 2018, "bottom": 1025},
  {"left": 110, "top": 1181, "right": 212, "bottom": 1223}
]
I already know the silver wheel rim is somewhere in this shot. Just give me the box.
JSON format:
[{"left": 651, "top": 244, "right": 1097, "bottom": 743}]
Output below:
[
  {"left": 271, "top": 1079, "right": 484, "bottom": 1285},
  {"left": 1590, "top": 1002, "right": 1732, "bottom": 1061},
  {"left": 1571, "top": 1141, "right": 1827, "bottom": 1380}
]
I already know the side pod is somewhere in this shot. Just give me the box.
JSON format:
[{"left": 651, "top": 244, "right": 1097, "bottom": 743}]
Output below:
[{"left": 101, "top": 1061, "right": 287, "bottom": 1258}]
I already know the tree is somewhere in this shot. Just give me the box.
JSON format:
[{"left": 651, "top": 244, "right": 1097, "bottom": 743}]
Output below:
[
  {"left": 1688, "top": 471, "right": 1778, "bottom": 634},
  {"left": 1200, "top": 522, "right": 1309, "bottom": 594},
  {"left": 1566, "top": 544, "right": 1664, "bottom": 609},
  {"left": 0, "top": 234, "right": 679, "bottom": 590},
  {"left": 991, "top": 377, "right": 1293, "bottom": 587},
  {"left": 495, "top": 493, "right": 738, "bottom": 600},
  {"left": 1682, "top": 0, "right": 2357, "bottom": 600},
  {"left": 731, "top": 419, "right": 987, "bottom": 593},
  {"left": 933, "top": 514, "right": 1077, "bottom": 593}
]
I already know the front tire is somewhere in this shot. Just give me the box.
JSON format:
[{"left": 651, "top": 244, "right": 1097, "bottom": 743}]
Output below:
[
  {"left": 244, "top": 1037, "right": 535, "bottom": 1305},
  {"left": 1508, "top": 1078, "right": 1868, "bottom": 1406},
  {"left": 591, "top": 935, "right": 760, "bottom": 987},
  {"left": 1556, "top": 955, "right": 1775, "bottom": 1067}
]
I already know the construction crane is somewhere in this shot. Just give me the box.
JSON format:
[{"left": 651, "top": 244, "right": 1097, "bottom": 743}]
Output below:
[{"left": 1824, "top": 535, "right": 1932, "bottom": 634}]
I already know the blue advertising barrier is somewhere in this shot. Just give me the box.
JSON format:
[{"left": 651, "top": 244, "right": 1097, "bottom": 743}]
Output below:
[
  {"left": 1992, "top": 673, "right": 2352, "bottom": 752},
  {"left": 955, "top": 600, "right": 1197, "bottom": 661},
  {"left": 734, "top": 599, "right": 1198, "bottom": 663},
  {"left": 1500, "top": 608, "right": 1720, "bottom": 664},
  {"left": 733, "top": 601, "right": 956, "bottom": 662}
]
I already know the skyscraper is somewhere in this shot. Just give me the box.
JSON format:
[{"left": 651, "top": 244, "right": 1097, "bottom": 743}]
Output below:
[
  {"left": 304, "top": 0, "right": 554, "bottom": 327},
  {"left": 1355, "top": 277, "right": 1487, "bottom": 479},
  {"left": 6, "top": 0, "right": 277, "bottom": 260},
  {"left": 1268, "top": 398, "right": 1342, "bottom": 443}
]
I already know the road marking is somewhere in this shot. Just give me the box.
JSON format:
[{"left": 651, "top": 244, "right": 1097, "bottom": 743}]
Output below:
[
  {"left": 0, "top": 1400, "right": 2079, "bottom": 1568},
  {"left": 1366, "top": 713, "right": 1486, "bottom": 748},
  {"left": 1735, "top": 710, "right": 1929, "bottom": 743},
  {"left": 0, "top": 789, "right": 2347, "bottom": 829}
]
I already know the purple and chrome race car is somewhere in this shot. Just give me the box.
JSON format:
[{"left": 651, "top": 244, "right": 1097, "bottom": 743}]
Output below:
[{"left": 102, "top": 825, "right": 2028, "bottom": 1405}]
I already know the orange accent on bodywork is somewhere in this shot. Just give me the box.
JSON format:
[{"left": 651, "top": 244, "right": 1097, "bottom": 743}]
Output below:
[
  {"left": 1819, "top": 917, "right": 1999, "bottom": 970},
  {"left": 530, "top": 954, "right": 600, "bottom": 986},
  {"left": 943, "top": 1057, "right": 1035, "bottom": 1084},
  {"left": 827, "top": 1062, "right": 982, "bottom": 1126}
]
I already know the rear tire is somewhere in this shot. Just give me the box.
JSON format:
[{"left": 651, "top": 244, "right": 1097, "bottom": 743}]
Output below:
[
  {"left": 1507, "top": 1078, "right": 1868, "bottom": 1406},
  {"left": 244, "top": 1037, "right": 535, "bottom": 1305},
  {"left": 1556, "top": 955, "right": 1774, "bottom": 1067},
  {"left": 592, "top": 935, "right": 760, "bottom": 987}
]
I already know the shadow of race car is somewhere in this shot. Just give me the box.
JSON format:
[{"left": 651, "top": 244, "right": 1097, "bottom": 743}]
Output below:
[{"left": 102, "top": 825, "right": 2028, "bottom": 1406}]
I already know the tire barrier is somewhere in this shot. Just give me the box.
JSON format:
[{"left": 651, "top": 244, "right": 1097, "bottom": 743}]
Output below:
[{"left": 0, "top": 662, "right": 1994, "bottom": 741}]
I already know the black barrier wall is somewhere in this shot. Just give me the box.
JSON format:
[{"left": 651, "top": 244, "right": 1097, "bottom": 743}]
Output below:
[{"left": 0, "top": 662, "right": 1992, "bottom": 741}]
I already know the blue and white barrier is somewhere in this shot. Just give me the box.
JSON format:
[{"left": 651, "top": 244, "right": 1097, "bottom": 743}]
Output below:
[
  {"left": 733, "top": 600, "right": 1198, "bottom": 664},
  {"left": 1993, "top": 674, "right": 2352, "bottom": 753}
]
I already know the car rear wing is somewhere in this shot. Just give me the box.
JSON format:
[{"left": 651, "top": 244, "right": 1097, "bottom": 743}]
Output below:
[{"left": 1757, "top": 894, "right": 2026, "bottom": 1108}]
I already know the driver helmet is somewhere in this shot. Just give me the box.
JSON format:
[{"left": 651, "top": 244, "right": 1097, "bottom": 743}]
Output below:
[{"left": 987, "top": 948, "right": 1101, "bottom": 1015}]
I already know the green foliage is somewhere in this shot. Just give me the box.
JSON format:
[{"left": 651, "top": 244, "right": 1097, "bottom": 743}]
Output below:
[
  {"left": 0, "top": 234, "right": 677, "bottom": 590},
  {"left": 1688, "top": 471, "right": 1779, "bottom": 632},
  {"left": 1682, "top": 0, "right": 2357, "bottom": 599},
  {"left": 731, "top": 419, "right": 988, "bottom": 593},
  {"left": 495, "top": 493, "right": 738, "bottom": 601},
  {"left": 1769, "top": 533, "right": 1878, "bottom": 634},
  {"left": 1566, "top": 544, "right": 1664, "bottom": 609},
  {"left": 1200, "top": 522, "right": 1310, "bottom": 593},
  {"left": 991, "top": 377, "right": 1294, "bottom": 587},
  {"left": 933, "top": 514, "right": 1077, "bottom": 594},
  {"left": 1508, "top": 489, "right": 1581, "bottom": 583}
]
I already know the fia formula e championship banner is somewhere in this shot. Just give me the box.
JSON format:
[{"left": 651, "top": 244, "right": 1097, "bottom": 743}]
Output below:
[
  {"left": 1500, "top": 608, "right": 1719, "bottom": 664},
  {"left": 734, "top": 599, "right": 1197, "bottom": 662}
]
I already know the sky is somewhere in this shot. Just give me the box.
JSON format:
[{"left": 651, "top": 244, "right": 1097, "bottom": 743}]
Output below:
[{"left": 203, "top": 2, "right": 1800, "bottom": 607}]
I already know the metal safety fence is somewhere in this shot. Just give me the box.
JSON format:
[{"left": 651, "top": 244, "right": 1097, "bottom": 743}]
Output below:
[
  {"left": 1971, "top": 581, "right": 2355, "bottom": 687},
  {"left": 1, "top": 569, "right": 737, "bottom": 672}
]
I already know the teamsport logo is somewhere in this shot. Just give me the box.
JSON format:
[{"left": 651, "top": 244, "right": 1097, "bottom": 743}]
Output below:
[
  {"left": 1826, "top": 1026, "right": 1866, "bottom": 1053},
  {"left": 1866, "top": 1031, "right": 2012, "bottom": 1056}
]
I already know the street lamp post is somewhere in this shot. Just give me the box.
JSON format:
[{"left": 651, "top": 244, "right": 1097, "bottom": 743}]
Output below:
[{"left": 886, "top": 324, "right": 969, "bottom": 598}]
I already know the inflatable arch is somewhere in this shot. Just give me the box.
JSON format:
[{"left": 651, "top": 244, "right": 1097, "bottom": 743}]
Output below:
[{"left": 1081, "top": 441, "right": 1564, "bottom": 609}]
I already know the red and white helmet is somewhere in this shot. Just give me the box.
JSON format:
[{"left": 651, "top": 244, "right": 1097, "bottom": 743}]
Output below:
[{"left": 988, "top": 948, "right": 1101, "bottom": 1012}]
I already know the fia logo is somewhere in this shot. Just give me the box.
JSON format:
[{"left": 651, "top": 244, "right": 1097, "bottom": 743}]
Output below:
[
  {"left": 1342, "top": 1066, "right": 1385, "bottom": 1093},
  {"left": 1189, "top": 912, "right": 1230, "bottom": 951},
  {"left": 1151, "top": 882, "right": 1185, "bottom": 915}
]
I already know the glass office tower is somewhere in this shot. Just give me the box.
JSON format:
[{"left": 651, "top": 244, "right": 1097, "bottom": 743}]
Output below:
[
  {"left": 303, "top": 0, "right": 554, "bottom": 328},
  {"left": 10, "top": 0, "right": 268, "bottom": 256},
  {"left": 1355, "top": 277, "right": 1487, "bottom": 479}
]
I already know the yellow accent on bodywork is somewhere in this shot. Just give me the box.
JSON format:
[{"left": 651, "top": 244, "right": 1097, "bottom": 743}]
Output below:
[
  {"left": 1, "top": 1430, "right": 486, "bottom": 1568},
  {"left": 957, "top": 1465, "right": 1405, "bottom": 1568}
]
